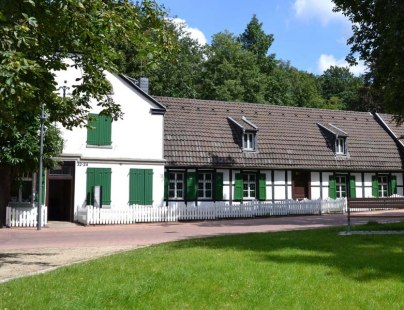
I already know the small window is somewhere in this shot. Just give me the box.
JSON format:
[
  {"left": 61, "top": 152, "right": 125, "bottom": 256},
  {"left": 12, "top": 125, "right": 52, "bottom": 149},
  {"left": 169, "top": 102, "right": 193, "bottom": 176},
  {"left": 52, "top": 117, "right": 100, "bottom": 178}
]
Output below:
[
  {"left": 335, "top": 175, "right": 347, "bottom": 198},
  {"left": 198, "top": 173, "right": 212, "bottom": 199},
  {"left": 169, "top": 172, "right": 184, "bottom": 199},
  {"left": 243, "top": 173, "right": 256, "bottom": 199},
  {"left": 378, "top": 176, "right": 389, "bottom": 197},
  {"left": 11, "top": 174, "right": 33, "bottom": 203},
  {"left": 335, "top": 137, "right": 346, "bottom": 155},
  {"left": 243, "top": 132, "right": 255, "bottom": 151}
]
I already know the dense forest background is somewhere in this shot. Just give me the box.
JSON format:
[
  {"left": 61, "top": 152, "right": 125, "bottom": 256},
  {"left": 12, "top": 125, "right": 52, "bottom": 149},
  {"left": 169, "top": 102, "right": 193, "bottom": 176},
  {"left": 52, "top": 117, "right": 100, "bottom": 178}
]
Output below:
[{"left": 119, "top": 15, "right": 380, "bottom": 113}]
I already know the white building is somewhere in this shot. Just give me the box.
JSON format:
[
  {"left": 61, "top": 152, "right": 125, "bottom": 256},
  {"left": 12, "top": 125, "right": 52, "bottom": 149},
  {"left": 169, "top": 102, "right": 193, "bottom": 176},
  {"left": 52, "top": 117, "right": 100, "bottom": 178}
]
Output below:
[{"left": 49, "top": 66, "right": 166, "bottom": 221}]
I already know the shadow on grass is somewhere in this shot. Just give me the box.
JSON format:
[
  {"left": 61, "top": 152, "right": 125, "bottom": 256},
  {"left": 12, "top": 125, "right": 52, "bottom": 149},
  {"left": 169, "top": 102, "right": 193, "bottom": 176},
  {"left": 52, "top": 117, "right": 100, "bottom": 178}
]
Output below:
[{"left": 170, "top": 222, "right": 404, "bottom": 283}]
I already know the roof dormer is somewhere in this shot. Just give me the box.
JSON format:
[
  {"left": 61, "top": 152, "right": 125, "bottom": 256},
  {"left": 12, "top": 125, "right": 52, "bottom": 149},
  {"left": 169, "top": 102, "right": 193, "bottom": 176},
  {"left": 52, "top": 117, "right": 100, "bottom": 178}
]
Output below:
[
  {"left": 228, "top": 116, "right": 258, "bottom": 151},
  {"left": 317, "top": 123, "right": 349, "bottom": 156}
]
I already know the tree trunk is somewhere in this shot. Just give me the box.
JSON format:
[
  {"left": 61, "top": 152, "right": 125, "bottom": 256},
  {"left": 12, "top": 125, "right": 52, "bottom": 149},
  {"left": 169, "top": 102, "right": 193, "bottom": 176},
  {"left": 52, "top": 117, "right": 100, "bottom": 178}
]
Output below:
[{"left": 0, "top": 167, "right": 11, "bottom": 228}]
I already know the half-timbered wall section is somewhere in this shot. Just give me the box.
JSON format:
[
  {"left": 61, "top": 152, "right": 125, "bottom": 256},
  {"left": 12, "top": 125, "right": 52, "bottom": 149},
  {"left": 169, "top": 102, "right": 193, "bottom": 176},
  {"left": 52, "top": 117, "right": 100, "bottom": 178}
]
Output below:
[{"left": 158, "top": 96, "right": 404, "bottom": 206}]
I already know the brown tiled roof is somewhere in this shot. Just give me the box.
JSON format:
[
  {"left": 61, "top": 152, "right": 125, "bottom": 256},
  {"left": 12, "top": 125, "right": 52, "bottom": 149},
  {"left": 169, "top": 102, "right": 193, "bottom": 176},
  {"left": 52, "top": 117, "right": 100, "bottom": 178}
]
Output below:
[
  {"left": 378, "top": 113, "right": 404, "bottom": 146},
  {"left": 156, "top": 96, "right": 404, "bottom": 171}
]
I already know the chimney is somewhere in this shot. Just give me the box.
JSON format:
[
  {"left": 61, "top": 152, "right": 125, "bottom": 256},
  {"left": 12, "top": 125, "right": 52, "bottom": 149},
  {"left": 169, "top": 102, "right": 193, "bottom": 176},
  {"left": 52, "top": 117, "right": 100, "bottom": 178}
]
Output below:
[{"left": 138, "top": 77, "right": 149, "bottom": 94}]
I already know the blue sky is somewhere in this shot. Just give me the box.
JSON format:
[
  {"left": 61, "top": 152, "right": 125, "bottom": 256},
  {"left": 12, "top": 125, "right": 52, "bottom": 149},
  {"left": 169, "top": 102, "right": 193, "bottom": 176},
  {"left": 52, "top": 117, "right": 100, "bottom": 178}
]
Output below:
[{"left": 156, "top": 0, "right": 365, "bottom": 76}]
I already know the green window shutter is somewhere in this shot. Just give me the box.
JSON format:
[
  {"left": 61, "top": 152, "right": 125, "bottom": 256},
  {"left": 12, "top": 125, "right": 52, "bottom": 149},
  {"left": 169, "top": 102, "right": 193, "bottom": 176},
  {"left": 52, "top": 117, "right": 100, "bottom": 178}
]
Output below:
[
  {"left": 129, "top": 169, "right": 153, "bottom": 205},
  {"left": 129, "top": 169, "right": 143, "bottom": 205},
  {"left": 99, "top": 168, "right": 111, "bottom": 205},
  {"left": 186, "top": 172, "right": 197, "bottom": 200},
  {"left": 258, "top": 174, "right": 266, "bottom": 201},
  {"left": 87, "top": 114, "right": 98, "bottom": 145},
  {"left": 349, "top": 175, "right": 356, "bottom": 198},
  {"left": 99, "top": 114, "right": 112, "bottom": 145},
  {"left": 144, "top": 169, "right": 153, "bottom": 205},
  {"left": 328, "top": 175, "right": 336, "bottom": 199},
  {"left": 87, "top": 114, "right": 112, "bottom": 146},
  {"left": 86, "top": 168, "right": 111, "bottom": 205},
  {"left": 390, "top": 175, "right": 397, "bottom": 195},
  {"left": 215, "top": 172, "right": 224, "bottom": 201},
  {"left": 164, "top": 172, "right": 168, "bottom": 200},
  {"left": 86, "top": 168, "right": 95, "bottom": 205},
  {"left": 234, "top": 173, "right": 243, "bottom": 201},
  {"left": 372, "top": 175, "right": 379, "bottom": 197}
]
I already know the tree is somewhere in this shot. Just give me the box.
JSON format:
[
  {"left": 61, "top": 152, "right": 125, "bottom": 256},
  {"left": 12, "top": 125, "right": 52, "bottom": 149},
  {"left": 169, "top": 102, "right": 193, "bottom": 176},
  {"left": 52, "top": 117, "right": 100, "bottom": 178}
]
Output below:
[
  {"left": 0, "top": 0, "right": 175, "bottom": 226},
  {"left": 199, "top": 31, "right": 268, "bottom": 103},
  {"left": 238, "top": 15, "right": 275, "bottom": 74},
  {"left": 122, "top": 20, "right": 205, "bottom": 98},
  {"left": 318, "top": 66, "right": 364, "bottom": 110},
  {"left": 332, "top": 0, "right": 404, "bottom": 122}
]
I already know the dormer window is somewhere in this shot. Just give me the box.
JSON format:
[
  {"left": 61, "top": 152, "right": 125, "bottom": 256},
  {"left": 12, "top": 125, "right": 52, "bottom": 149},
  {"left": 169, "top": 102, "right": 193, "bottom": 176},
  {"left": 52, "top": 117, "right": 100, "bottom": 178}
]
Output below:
[
  {"left": 227, "top": 116, "right": 258, "bottom": 152},
  {"left": 317, "top": 123, "right": 348, "bottom": 156},
  {"left": 243, "top": 132, "right": 256, "bottom": 151},
  {"left": 335, "top": 137, "right": 346, "bottom": 155}
]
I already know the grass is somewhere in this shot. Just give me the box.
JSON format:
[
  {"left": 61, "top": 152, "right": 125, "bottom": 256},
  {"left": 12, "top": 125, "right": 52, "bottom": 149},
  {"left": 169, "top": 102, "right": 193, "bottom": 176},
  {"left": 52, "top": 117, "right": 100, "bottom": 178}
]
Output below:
[{"left": 1, "top": 221, "right": 404, "bottom": 309}]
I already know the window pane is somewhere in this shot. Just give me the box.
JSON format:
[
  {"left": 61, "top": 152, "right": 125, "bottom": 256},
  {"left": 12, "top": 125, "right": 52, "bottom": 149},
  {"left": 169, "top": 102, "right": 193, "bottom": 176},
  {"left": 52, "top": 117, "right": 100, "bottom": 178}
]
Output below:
[
  {"left": 206, "top": 173, "right": 212, "bottom": 180},
  {"left": 251, "top": 190, "right": 255, "bottom": 197},
  {"left": 177, "top": 173, "right": 183, "bottom": 180},
  {"left": 206, "top": 190, "right": 212, "bottom": 198},
  {"left": 206, "top": 183, "right": 212, "bottom": 190},
  {"left": 177, "top": 183, "right": 183, "bottom": 190},
  {"left": 198, "top": 183, "right": 204, "bottom": 190}
]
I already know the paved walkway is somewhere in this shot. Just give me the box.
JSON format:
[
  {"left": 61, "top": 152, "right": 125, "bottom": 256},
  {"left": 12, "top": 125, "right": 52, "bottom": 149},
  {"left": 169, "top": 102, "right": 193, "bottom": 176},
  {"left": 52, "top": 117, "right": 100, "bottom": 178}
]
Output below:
[{"left": 0, "top": 214, "right": 400, "bottom": 283}]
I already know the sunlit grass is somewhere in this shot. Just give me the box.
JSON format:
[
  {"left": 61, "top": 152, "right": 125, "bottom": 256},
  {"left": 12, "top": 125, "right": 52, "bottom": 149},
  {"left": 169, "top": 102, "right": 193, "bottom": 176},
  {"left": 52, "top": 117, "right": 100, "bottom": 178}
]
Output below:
[{"left": 1, "top": 222, "right": 404, "bottom": 309}]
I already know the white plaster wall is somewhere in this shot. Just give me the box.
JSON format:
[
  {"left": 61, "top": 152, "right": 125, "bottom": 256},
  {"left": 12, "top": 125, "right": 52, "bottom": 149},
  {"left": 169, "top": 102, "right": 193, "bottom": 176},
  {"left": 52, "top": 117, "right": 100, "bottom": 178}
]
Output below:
[
  {"left": 274, "top": 170, "right": 286, "bottom": 200},
  {"left": 311, "top": 187, "right": 321, "bottom": 200},
  {"left": 321, "top": 172, "right": 333, "bottom": 198},
  {"left": 55, "top": 67, "right": 164, "bottom": 161},
  {"left": 311, "top": 172, "right": 320, "bottom": 186},
  {"left": 392, "top": 173, "right": 403, "bottom": 196},
  {"left": 364, "top": 173, "right": 373, "bottom": 197},
  {"left": 73, "top": 162, "right": 164, "bottom": 220},
  {"left": 219, "top": 169, "right": 230, "bottom": 200},
  {"left": 310, "top": 172, "right": 321, "bottom": 199}
]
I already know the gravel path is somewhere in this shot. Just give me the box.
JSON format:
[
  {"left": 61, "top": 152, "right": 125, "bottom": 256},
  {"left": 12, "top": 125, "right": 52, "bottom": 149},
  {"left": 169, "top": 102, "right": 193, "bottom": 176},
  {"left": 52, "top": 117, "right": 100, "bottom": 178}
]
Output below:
[{"left": 0, "top": 245, "right": 139, "bottom": 283}]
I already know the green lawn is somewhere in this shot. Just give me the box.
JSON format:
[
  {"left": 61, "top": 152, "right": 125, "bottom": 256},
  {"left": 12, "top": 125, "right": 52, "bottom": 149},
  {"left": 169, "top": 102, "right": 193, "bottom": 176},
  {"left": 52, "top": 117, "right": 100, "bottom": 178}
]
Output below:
[{"left": 1, "top": 222, "right": 404, "bottom": 309}]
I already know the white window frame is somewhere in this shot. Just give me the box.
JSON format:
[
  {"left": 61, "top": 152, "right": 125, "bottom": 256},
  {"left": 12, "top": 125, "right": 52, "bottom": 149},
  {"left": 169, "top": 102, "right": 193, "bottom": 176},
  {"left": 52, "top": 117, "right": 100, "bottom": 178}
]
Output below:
[
  {"left": 335, "top": 175, "right": 347, "bottom": 198},
  {"left": 378, "top": 175, "right": 389, "bottom": 197},
  {"left": 198, "top": 172, "right": 212, "bottom": 199},
  {"left": 243, "top": 132, "right": 255, "bottom": 151},
  {"left": 243, "top": 173, "right": 256, "bottom": 199},
  {"left": 335, "top": 137, "right": 346, "bottom": 155},
  {"left": 168, "top": 172, "right": 184, "bottom": 199}
]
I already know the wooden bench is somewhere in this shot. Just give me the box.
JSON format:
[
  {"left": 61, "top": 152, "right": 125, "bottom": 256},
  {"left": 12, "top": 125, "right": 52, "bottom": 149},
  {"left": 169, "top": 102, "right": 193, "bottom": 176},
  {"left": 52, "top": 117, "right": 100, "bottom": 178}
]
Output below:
[{"left": 347, "top": 197, "right": 404, "bottom": 231}]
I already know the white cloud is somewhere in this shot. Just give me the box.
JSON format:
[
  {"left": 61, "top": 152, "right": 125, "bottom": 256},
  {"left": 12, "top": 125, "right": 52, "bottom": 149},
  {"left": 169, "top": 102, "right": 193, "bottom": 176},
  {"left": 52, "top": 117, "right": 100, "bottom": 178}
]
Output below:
[
  {"left": 317, "top": 54, "right": 367, "bottom": 76},
  {"left": 293, "top": 0, "right": 347, "bottom": 26},
  {"left": 171, "top": 18, "right": 207, "bottom": 46}
]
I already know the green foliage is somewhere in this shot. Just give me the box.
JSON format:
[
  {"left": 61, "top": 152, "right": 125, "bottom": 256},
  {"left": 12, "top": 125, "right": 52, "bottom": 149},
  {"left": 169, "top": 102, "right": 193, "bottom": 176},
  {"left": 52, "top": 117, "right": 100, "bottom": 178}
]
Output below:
[
  {"left": 333, "top": 0, "right": 404, "bottom": 122},
  {"left": 125, "top": 21, "right": 205, "bottom": 98},
  {"left": 0, "top": 0, "right": 174, "bottom": 172},
  {"left": 200, "top": 31, "right": 268, "bottom": 103},
  {"left": 319, "top": 66, "right": 364, "bottom": 110}
]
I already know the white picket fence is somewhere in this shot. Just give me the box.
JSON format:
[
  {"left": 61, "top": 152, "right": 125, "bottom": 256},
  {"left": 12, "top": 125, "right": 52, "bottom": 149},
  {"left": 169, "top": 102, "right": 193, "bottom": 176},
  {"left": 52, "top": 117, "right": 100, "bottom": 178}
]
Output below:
[
  {"left": 77, "top": 198, "right": 346, "bottom": 225},
  {"left": 6, "top": 204, "right": 48, "bottom": 227}
]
